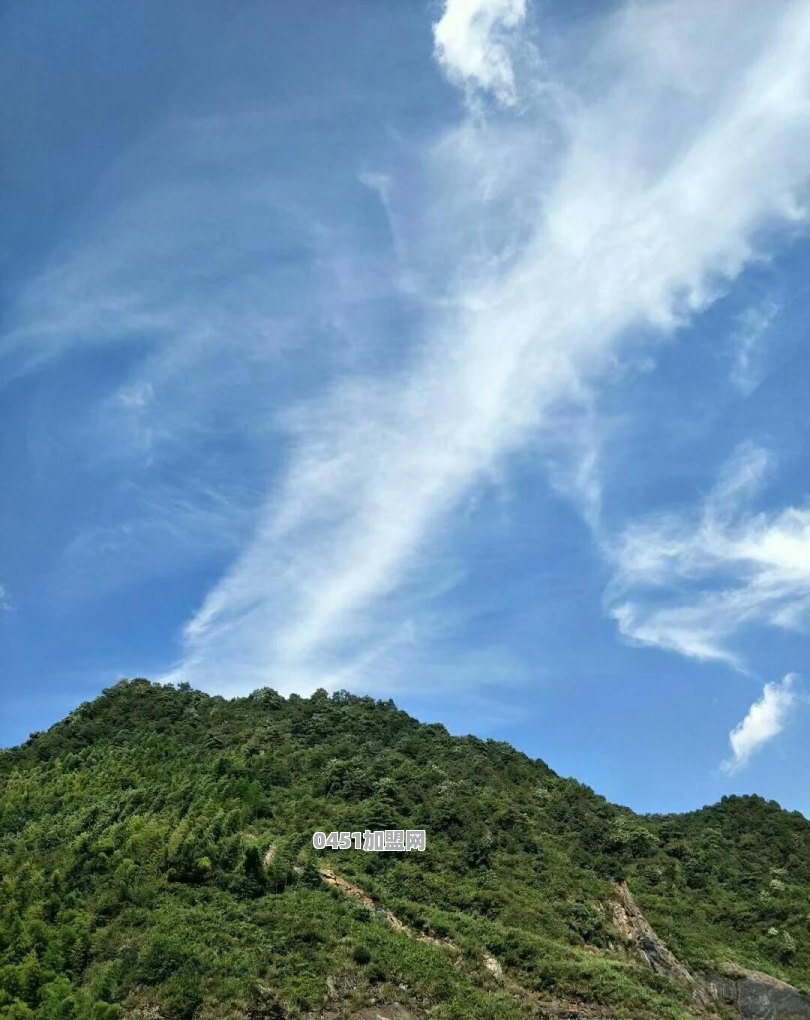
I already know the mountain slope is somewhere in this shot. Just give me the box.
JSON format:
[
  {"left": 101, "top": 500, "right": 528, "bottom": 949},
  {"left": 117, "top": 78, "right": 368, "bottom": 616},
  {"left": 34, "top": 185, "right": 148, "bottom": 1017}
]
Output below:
[{"left": 0, "top": 679, "right": 808, "bottom": 1020}]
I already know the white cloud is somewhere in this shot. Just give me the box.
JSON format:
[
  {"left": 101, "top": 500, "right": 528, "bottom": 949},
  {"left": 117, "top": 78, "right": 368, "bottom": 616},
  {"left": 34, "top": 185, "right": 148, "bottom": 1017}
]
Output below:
[
  {"left": 608, "top": 444, "right": 810, "bottom": 665},
  {"left": 162, "top": 1, "right": 810, "bottom": 694},
  {"left": 729, "top": 299, "right": 780, "bottom": 395},
  {"left": 7, "top": 2, "right": 810, "bottom": 698},
  {"left": 723, "top": 673, "right": 799, "bottom": 773},
  {"left": 0, "top": 584, "right": 11, "bottom": 611},
  {"left": 433, "top": 0, "right": 528, "bottom": 106}
]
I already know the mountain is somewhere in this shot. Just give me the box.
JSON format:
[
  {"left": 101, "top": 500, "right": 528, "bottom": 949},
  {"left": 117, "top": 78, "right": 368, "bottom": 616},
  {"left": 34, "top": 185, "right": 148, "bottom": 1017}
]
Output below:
[{"left": 0, "top": 679, "right": 808, "bottom": 1020}]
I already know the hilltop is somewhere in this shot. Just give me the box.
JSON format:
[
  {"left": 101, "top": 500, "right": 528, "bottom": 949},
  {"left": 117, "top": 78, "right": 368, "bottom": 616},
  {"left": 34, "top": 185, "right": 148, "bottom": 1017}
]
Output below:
[{"left": 0, "top": 679, "right": 808, "bottom": 1020}]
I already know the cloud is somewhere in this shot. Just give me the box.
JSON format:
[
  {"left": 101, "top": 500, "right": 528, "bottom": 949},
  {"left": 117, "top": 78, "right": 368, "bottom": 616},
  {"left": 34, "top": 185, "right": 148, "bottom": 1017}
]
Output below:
[
  {"left": 723, "top": 673, "right": 799, "bottom": 773},
  {"left": 608, "top": 444, "right": 810, "bottom": 665},
  {"left": 55, "top": 478, "right": 259, "bottom": 601},
  {"left": 0, "top": 106, "right": 390, "bottom": 595},
  {"left": 433, "top": 0, "right": 528, "bottom": 106},
  {"left": 0, "top": 584, "right": 11, "bottom": 611},
  {"left": 729, "top": 299, "right": 780, "bottom": 395},
  {"left": 6, "top": 2, "right": 810, "bottom": 698},
  {"left": 162, "top": 1, "right": 810, "bottom": 694}
]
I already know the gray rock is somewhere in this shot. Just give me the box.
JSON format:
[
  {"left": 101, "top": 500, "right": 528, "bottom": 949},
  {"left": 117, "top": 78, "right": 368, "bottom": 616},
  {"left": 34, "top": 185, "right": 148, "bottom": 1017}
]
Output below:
[{"left": 705, "top": 965, "right": 810, "bottom": 1020}]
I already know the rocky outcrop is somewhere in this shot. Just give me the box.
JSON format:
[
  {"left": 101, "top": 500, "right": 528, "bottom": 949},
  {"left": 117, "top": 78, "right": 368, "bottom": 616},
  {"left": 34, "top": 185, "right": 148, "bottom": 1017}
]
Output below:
[
  {"left": 483, "top": 952, "right": 504, "bottom": 979},
  {"left": 611, "top": 881, "right": 699, "bottom": 987},
  {"left": 612, "top": 882, "right": 810, "bottom": 1020},
  {"left": 612, "top": 880, "right": 715, "bottom": 1012},
  {"left": 705, "top": 964, "right": 810, "bottom": 1020}
]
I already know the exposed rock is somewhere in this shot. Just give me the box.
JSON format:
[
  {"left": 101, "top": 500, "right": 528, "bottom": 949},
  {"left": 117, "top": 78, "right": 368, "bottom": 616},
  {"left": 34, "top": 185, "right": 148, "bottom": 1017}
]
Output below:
[
  {"left": 316, "top": 872, "right": 810, "bottom": 1020},
  {"left": 611, "top": 883, "right": 810, "bottom": 1019},
  {"left": 483, "top": 953, "right": 503, "bottom": 979},
  {"left": 323, "top": 971, "right": 361, "bottom": 1002},
  {"left": 611, "top": 881, "right": 698, "bottom": 986},
  {"left": 705, "top": 963, "right": 810, "bottom": 1020}
]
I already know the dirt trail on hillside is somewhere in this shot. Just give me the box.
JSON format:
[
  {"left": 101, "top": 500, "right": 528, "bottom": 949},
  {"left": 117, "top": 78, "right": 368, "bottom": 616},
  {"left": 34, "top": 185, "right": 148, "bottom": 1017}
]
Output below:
[
  {"left": 318, "top": 867, "right": 458, "bottom": 952},
  {"left": 317, "top": 866, "right": 510, "bottom": 988}
]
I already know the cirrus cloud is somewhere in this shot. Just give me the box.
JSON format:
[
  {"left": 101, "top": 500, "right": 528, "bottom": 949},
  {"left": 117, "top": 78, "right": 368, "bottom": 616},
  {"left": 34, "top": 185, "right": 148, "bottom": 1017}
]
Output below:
[
  {"left": 164, "top": 0, "right": 810, "bottom": 695},
  {"left": 608, "top": 443, "right": 810, "bottom": 667}
]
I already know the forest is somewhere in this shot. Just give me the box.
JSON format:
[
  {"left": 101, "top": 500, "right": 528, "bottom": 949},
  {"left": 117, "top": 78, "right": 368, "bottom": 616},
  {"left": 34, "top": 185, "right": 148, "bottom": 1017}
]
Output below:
[{"left": 0, "top": 679, "right": 807, "bottom": 1019}]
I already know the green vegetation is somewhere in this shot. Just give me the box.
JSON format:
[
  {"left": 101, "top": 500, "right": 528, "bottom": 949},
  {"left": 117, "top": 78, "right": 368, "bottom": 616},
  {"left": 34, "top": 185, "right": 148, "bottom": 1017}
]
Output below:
[{"left": 0, "top": 679, "right": 807, "bottom": 1019}]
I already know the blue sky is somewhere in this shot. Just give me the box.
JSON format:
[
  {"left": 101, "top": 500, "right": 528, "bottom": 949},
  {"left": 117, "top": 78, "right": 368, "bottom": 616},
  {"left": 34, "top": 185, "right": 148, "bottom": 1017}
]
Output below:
[{"left": 2, "top": 0, "right": 810, "bottom": 816}]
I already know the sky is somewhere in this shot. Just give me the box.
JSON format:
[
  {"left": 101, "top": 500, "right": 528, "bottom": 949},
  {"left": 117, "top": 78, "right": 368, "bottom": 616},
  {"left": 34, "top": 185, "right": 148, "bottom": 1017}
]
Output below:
[{"left": 2, "top": 0, "right": 810, "bottom": 817}]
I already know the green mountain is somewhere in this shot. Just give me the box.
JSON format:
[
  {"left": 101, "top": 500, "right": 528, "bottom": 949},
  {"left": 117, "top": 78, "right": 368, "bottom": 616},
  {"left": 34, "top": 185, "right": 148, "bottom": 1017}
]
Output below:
[{"left": 1, "top": 679, "right": 808, "bottom": 1020}]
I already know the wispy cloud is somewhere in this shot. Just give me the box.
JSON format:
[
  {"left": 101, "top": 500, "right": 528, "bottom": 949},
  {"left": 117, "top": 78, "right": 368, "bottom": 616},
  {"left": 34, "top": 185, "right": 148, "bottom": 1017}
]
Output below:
[
  {"left": 722, "top": 673, "right": 800, "bottom": 773},
  {"left": 162, "top": 1, "right": 810, "bottom": 694},
  {"left": 0, "top": 104, "right": 348, "bottom": 394},
  {"left": 5, "top": 2, "right": 810, "bottom": 698},
  {"left": 729, "top": 298, "right": 781, "bottom": 395},
  {"left": 56, "top": 478, "right": 259, "bottom": 601},
  {"left": 608, "top": 443, "right": 810, "bottom": 666},
  {"left": 0, "top": 584, "right": 11, "bottom": 611}
]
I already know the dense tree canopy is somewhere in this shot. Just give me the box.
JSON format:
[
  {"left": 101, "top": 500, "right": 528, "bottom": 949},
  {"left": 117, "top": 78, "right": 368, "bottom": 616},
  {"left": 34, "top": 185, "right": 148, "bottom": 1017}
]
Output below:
[{"left": 0, "top": 680, "right": 807, "bottom": 1019}]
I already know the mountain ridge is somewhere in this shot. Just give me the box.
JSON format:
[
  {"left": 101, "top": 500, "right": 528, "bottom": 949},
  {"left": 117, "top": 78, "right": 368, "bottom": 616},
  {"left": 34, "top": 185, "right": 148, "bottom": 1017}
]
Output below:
[{"left": 0, "top": 679, "right": 808, "bottom": 1020}]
